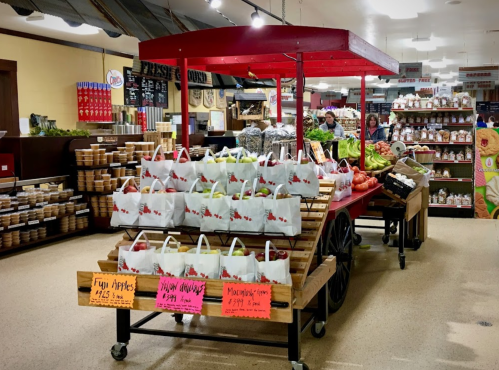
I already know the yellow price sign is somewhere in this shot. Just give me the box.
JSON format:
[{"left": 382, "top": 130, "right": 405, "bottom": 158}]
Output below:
[{"left": 89, "top": 273, "right": 136, "bottom": 308}]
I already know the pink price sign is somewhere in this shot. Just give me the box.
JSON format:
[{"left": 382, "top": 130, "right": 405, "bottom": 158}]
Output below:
[{"left": 155, "top": 277, "right": 206, "bottom": 314}]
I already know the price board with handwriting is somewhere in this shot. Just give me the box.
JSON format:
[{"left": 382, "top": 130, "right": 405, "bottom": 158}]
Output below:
[
  {"left": 89, "top": 273, "right": 136, "bottom": 308},
  {"left": 221, "top": 282, "right": 272, "bottom": 319},
  {"left": 155, "top": 277, "right": 205, "bottom": 314}
]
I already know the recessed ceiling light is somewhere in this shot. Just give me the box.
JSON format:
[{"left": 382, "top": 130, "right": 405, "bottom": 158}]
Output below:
[
  {"left": 445, "top": 1, "right": 461, "bottom": 4},
  {"left": 316, "top": 83, "right": 329, "bottom": 90},
  {"left": 410, "top": 36, "right": 440, "bottom": 51}
]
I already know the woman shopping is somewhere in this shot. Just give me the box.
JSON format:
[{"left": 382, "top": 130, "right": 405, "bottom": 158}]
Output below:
[
  {"left": 365, "top": 114, "right": 386, "bottom": 143},
  {"left": 319, "top": 111, "right": 345, "bottom": 138}
]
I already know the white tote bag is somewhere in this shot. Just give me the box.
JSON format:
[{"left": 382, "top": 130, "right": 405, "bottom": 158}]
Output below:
[
  {"left": 196, "top": 149, "right": 228, "bottom": 191},
  {"left": 184, "top": 234, "right": 220, "bottom": 279},
  {"left": 229, "top": 179, "right": 265, "bottom": 233},
  {"left": 263, "top": 184, "right": 302, "bottom": 236},
  {"left": 118, "top": 231, "right": 156, "bottom": 274},
  {"left": 225, "top": 147, "right": 257, "bottom": 195},
  {"left": 330, "top": 159, "right": 353, "bottom": 202},
  {"left": 255, "top": 241, "right": 292, "bottom": 284},
  {"left": 323, "top": 149, "right": 338, "bottom": 174},
  {"left": 183, "top": 178, "right": 204, "bottom": 228},
  {"left": 111, "top": 177, "right": 141, "bottom": 227},
  {"left": 154, "top": 236, "right": 186, "bottom": 277},
  {"left": 256, "top": 152, "right": 288, "bottom": 193},
  {"left": 200, "top": 182, "right": 230, "bottom": 232},
  {"left": 170, "top": 148, "right": 197, "bottom": 192},
  {"left": 162, "top": 176, "right": 185, "bottom": 226},
  {"left": 139, "top": 179, "right": 175, "bottom": 228},
  {"left": 286, "top": 150, "right": 320, "bottom": 197},
  {"left": 220, "top": 237, "right": 256, "bottom": 282},
  {"left": 140, "top": 145, "right": 173, "bottom": 189}
]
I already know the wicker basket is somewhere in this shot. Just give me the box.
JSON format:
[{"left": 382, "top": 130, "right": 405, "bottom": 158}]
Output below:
[{"left": 414, "top": 150, "right": 436, "bottom": 164}]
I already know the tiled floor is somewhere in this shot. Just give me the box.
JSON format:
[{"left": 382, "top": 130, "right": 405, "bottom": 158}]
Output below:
[{"left": 0, "top": 218, "right": 498, "bottom": 370}]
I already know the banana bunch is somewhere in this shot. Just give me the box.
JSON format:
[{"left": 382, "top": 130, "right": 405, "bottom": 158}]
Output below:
[
  {"left": 346, "top": 137, "right": 361, "bottom": 158},
  {"left": 365, "top": 144, "right": 391, "bottom": 171}
]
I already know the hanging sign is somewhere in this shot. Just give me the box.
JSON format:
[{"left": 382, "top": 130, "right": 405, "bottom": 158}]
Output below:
[
  {"left": 320, "top": 91, "right": 342, "bottom": 100},
  {"left": 397, "top": 77, "right": 432, "bottom": 88},
  {"left": 89, "top": 273, "right": 136, "bottom": 308},
  {"left": 281, "top": 93, "right": 294, "bottom": 102},
  {"left": 106, "top": 70, "right": 124, "bottom": 89},
  {"left": 268, "top": 90, "right": 278, "bottom": 106},
  {"left": 346, "top": 89, "right": 375, "bottom": 104},
  {"left": 155, "top": 277, "right": 206, "bottom": 314},
  {"left": 381, "top": 62, "right": 423, "bottom": 79},
  {"left": 463, "top": 81, "right": 496, "bottom": 90},
  {"left": 221, "top": 282, "right": 272, "bottom": 319},
  {"left": 459, "top": 66, "right": 499, "bottom": 82}
]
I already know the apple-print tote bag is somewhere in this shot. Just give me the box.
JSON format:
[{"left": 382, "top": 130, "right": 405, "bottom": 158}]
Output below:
[
  {"left": 184, "top": 234, "right": 220, "bottom": 279},
  {"left": 140, "top": 145, "right": 173, "bottom": 189},
  {"left": 200, "top": 182, "right": 230, "bottom": 232},
  {"left": 170, "top": 147, "right": 197, "bottom": 192},
  {"left": 118, "top": 231, "right": 156, "bottom": 274},
  {"left": 139, "top": 179, "right": 175, "bottom": 228},
  {"left": 219, "top": 237, "right": 256, "bottom": 282},
  {"left": 162, "top": 176, "right": 185, "bottom": 226},
  {"left": 263, "top": 184, "right": 302, "bottom": 236},
  {"left": 154, "top": 236, "right": 186, "bottom": 277},
  {"left": 229, "top": 179, "right": 265, "bottom": 233},
  {"left": 286, "top": 150, "right": 320, "bottom": 197},
  {"left": 111, "top": 177, "right": 141, "bottom": 227},
  {"left": 256, "top": 151, "right": 287, "bottom": 193},
  {"left": 255, "top": 241, "right": 291, "bottom": 284},
  {"left": 196, "top": 149, "right": 228, "bottom": 191},
  {"left": 225, "top": 147, "right": 257, "bottom": 195}
]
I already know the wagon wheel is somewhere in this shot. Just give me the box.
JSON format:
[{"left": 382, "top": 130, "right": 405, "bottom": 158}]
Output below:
[{"left": 323, "top": 209, "right": 353, "bottom": 313}]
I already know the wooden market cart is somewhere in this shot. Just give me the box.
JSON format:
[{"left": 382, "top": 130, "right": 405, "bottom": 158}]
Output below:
[{"left": 78, "top": 181, "right": 338, "bottom": 370}]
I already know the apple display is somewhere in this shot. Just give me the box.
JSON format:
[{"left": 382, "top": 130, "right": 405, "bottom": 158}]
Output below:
[
  {"left": 215, "top": 157, "right": 227, "bottom": 163},
  {"left": 232, "top": 250, "right": 245, "bottom": 256},
  {"left": 255, "top": 252, "right": 265, "bottom": 262},
  {"left": 259, "top": 187, "right": 271, "bottom": 195},
  {"left": 124, "top": 186, "right": 138, "bottom": 194},
  {"left": 206, "top": 159, "right": 216, "bottom": 164},
  {"left": 277, "top": 250, "right": 288, "bottom": 260},
  {"left": 226, "top": 156, "right": 237, "bottom": 163},
  {"left": 166, "top": 188, "right": 177, "bottom": 193},
  {"left": 239, "top": 248, "right": 250, "bottom": 256}
]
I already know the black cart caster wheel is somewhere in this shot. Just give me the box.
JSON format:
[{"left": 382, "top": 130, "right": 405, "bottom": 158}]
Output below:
[
  {"left": 311, "top": 323, "right": 326, "bottom": 338},
  {"left": 353, "top": 233, "right": 362, "bottom": 245},
  {"left": 398, "top": 254, "right": 406, "bottom": 270},
  {"left": 173, "top": 313, "right": 184, "bottom": 324},
  {"left": 323, "top": 209, "right": 353, "bottom": 313},
  {"left": 382, "top": 235, "right": 389, "bottom": 244},
  {"left": 110, "top": 344, "right": 127, "bottom": 361},
  {"left": 291, "top": 362, "right": 309, "bottom": 370},
  {"left": 412, "top": 238, "right": 422, "bottom": 251},
  {"left": 393, "top": 239, "right": 399, "bottom": 248},
  {"left": 390, "top": 225, "right": 398, "bottom": 234}
]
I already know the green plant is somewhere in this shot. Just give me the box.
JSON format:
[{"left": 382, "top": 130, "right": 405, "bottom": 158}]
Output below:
[
  {"left": 30, "top": 127, "right": 90, "bottom": 137},
  {"left": 304, "top": 128, "right": 334, "bottom": 143}
]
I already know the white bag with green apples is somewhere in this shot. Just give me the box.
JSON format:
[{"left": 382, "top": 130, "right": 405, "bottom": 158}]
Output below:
[
  {"left": 196, "top": 149, "right": 228, "bottom": 191},
  {"left": 184, "top": 234, "right": 220, "bottom": 279},
  {"left": 225, "top": 147, "right": 257, "bottom": 195},
  {"left": 219, "top": 237, "right": 256, "bottom": 282},
  {"left": 263, "top": 184, "right": 302, "bottom": 236},
  {"left": 229, "top": 179, "right": 265, "bottom": 233},
  {"left": 200, "top": 182, "right": 231, "bottom": 232},
  {"left": 286, "top": 150, "right": 320, "bottom": 197},
  {"left": 153, "top": 236, "right": 186, "bottom": 277}
]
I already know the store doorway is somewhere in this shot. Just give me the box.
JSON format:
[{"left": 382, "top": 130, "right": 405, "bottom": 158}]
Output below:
[{"left": 0, "top": 59, "right": 20, "bottom": 137}]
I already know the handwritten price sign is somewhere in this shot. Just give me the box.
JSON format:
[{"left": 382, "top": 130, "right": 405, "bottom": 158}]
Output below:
[
  {"left": 89, "top": 273, "right": 136, "bottom": 308},
  {"left": 155, "top": 277, "right": 205, "bottom": 314},
  {"left": 221, "top": 283, "right": 271, "bottom": 319}
]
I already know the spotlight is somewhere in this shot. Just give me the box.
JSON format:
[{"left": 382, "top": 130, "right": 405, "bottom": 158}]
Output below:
[
  {"left": 209, "top": 0, "right": 222, "bottom": 8},
  {"left": 385, "top": 79, "right": 390, "bottom": 83},
  {"left": 378, "top": 76, "right": 382, "bottom": 81},
  {"left": 251, "top": 9, "right": 264, "bottom": 28}
]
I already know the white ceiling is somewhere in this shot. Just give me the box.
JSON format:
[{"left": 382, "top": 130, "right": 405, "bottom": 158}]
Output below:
[{"left": 2, "top": 0, "right": 499, "bottom": 90}]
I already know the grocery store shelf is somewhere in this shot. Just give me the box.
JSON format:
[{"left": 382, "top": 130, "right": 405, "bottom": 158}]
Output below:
[
  {"left": 392, "top": 108, "right": 474, "bottom": 112},
  {"left": 430, "top": 178, "right": 473, "bottom": 182},
  {"left": 0, "top": 209, "right": 89, "bottom": 233},
  {"left": 77, "top": 121, "right": 114, "bottom": 124},
  {"left": 83, "top": 190, "right": 115, "bottom": 195},
  {"left": 393, "top": 141, "right": 474, "bottom": 145},
  {"left": 0, "top": 195, "right": 83, "bottom": 215},
  {"left": 433, "top": 160, "right": 473, "bottom": 164},
  {"left": 428, "top": 204, "right": 472, "bottom": 209},
  {"left": 0, "top": 228, "right": 89, "bottom": 256},
  {"left": 75, "top": 161, "right": 139, "bottom": 170},
  {"left": 0, "top": 175, "right": 69, "bottom": 190}
]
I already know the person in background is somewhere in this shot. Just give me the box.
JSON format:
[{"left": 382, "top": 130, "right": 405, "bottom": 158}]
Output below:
[
  {"left": 365, "top": 114, "right": 387, "bottom": 143},
  {"left": 477, "top": 116, "right": 487, "bottom": 128},
  {"left": 488, "top": 116, "right": 496, "bottom": 128},
  {"left": 319, "top": 111, "right": 345, "bottom": 138},
  {"left": 494, "top": 121, "right": 499, "bottom": 128}
]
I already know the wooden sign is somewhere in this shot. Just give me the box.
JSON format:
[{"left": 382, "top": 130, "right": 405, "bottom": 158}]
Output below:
[
  {"left": 459, "top": 66, "right": 499, "bottom": 82},
  {"left": 155, "top": 277, "right": 206, "bottom": 314},
  {"left": 463, "top": 81, "right": 495, "bottom": 90},
  {"left": 89, "top": 273, "right": 136, "bottom": 308},
  {"left": 221, "top": 282, "right": 271, "bottom": 319}
]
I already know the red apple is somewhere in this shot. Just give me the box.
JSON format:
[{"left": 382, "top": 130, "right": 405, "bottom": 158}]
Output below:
[
  {"left": 134, "top": 242, "right": 148, "bottom": 251},
  {"left": 255, "top": 252, "right": 265, "bottom": 262},
  {"left": 238, "top": 248, "right": 250, "bottom": 256},
  {"left": 232, "top": 193, "right": 241, "bottom": 200},
  {"left": 143, "top": 155, "right": 152, "bottom": 161},
  {"left": 154, "top": 155, "right": 164, "bottom": 162},
  {"left": 255, "top": 192, "right": 267, "bottom": 198},
  {"left": 317, "top": 175, "right": 324, "bottom": 180},
  {"left": 244, "top": 189, "right": 253, "bottom": 196},
  {"left": 277, "top": 250, "right": 288, "bottom": 260},
  {"left": 269, "top": 251, "right": 277, "bottom": 261},
  {"left": 124, "top": 185, "right": 138, "bottom": 194},
  {"left": 166, "top": 188, "right": 177, "bottom": 193},
  {"left": 179, "top": 157, "right": 188, "bottom": 163}
]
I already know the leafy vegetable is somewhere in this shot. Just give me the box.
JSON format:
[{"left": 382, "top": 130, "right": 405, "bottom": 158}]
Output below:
[
  {"left": 30, "top": 127, "right": 90, "bottom": 137},
  {"left": 305, "top": 128, "right": 334, "bottom": 143}
]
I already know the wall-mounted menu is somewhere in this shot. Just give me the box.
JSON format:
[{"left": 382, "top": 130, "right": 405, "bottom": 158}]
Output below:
[
  {"left": 476, "top": 101, "right": 499, "bottom": 113},
  {"left": 141, "top": 78, "right": 155, "bottom": 107},
  {"left": 154, "top": 81, "right": 169, "bottom": 108},
  {"left": 124, "top": 67, "right": 141, "bottom": 106},
  {"left": 364, "top": 103, "right": 392, "bottom": 115}
]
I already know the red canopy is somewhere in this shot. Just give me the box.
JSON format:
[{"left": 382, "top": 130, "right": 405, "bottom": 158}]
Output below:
[{"left": 139, "top": 26, "right": 399, "bottom": 168}]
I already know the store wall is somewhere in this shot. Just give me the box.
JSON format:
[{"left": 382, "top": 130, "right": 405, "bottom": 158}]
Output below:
[{"left": 0, "top": 33, "right": 132, "bottom": 130}]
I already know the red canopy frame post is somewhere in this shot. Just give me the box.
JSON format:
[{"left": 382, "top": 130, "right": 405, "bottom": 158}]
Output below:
[
  {"left": 276, "top": 75, "right": 282, "bottom": 123},
  {"left": 296, "top": 53, "right": 304, "bottom": 151},
  {"left": 180, "top": 57, "right": 189, "bottom": 149},
  {"left": 360, "top": 73, "right": 366, "bottom": 170}
]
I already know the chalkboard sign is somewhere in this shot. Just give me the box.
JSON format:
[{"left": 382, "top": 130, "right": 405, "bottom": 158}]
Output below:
[
  {"left": 124, "top": 67, "right": 141, "bottom": 106},
  {"left": 381, "top": 103, "right": 392, "bottom": 115},
  {"left": 476, "top": 102, "right": 490, "bottom": 113},
  {"left": 141, "top": 78, "right": 155, "bottom": 107},
  {"left": 154, "top": 81, "right": 169, "bottom": 108},
  {"left": 490, "top": 102, "right": 499, "bottom": 113}
]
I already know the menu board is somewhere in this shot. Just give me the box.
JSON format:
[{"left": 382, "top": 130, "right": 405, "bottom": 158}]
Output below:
[
  {"left": 490, "top": 102, "right": 499, "bottom": 113},
  {"left": 154, "top": 81, "right": 169, "bottom": 108},
  {"left": 124, "top": 67, "right": 141, "bottom": 107},
  {"left": 476, "top": 102, "right": 490, "bottom": 113},
  {"left": 124, "top": 67, "right": 169, "bottom": 108},
  {"left": 363, "top": 103, "right": 392, "bottom": 115}
]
